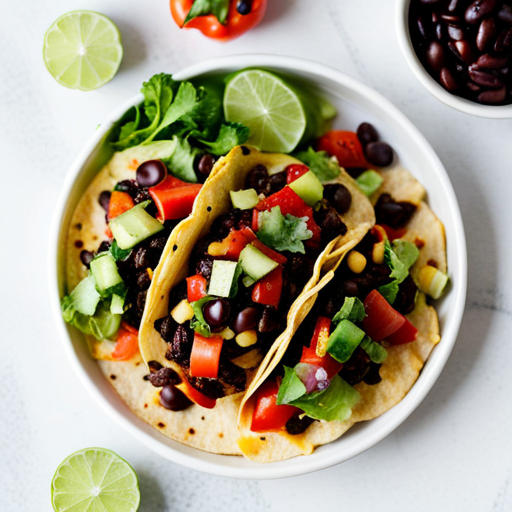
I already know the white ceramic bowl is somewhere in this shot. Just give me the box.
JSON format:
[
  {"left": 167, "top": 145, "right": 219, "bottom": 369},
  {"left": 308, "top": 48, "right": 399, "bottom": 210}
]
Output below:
[
  {"left": 396, "top": 0, "right": 512, "bottom": 118},
  {"left": 49, "top": 54, "right": 467, "bottom": 479}
]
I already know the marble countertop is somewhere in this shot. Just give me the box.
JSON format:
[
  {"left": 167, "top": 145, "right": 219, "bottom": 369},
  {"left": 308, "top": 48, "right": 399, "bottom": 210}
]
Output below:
[{"left": 1, "top": 0, "right": 511, "bottom": 510}]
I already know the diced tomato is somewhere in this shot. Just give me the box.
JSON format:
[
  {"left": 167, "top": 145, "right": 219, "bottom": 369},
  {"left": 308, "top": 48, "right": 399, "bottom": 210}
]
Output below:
[
  {"left": 105, "top": 226, "right": 113, "bottom": 239},
  {"left": 386, "top": 317, "right": 418, "bottom": 345},
  {"left": 250, "top": 379, "right": 300, "bottom": 433},
  {"left": 187, "top": 275, "right": 207, "bottom": 302},
  {"left": 112, "top": 322, "right": 139, "bottom": 361},
  {"left": 317, "top": 131, "right": 368, "bottom": 169},
  {"left": 225, "top": 228, "right": 257, "bottom": 260},
  {"left": 381, "top": 224, "right": 407, "bottom": 242},
  {"left": 300, "top": 317, "right": 342, "bottom": 379},
  {"left": 189, "top": 334, "right": 223, "bottom": 379},
  {"left": 108, "top": 191, "right": 134, "bottom": 220},
  {"left": 251, "top": 239, "right": 287, "bottom": 264},
  {"left": 371, "top": 225, "right": 387, "bottom": 242},
  {"left": 286, "top": 164, "right": 310, "bottom": 184},
  {"left": 252, "top": 266, "right": 283, "bottom": 308},
  {"left": 149, "top": 176, "right": 202, "bottom": 221},
  {"left": 252, "top": 209, "right": 259, "bottom": 232},
  {"left": 176, "top": 378, "right": 216, "bottom": 409},
  {"left": 363, "top": 290, "right": 406, "bottom": 342}
]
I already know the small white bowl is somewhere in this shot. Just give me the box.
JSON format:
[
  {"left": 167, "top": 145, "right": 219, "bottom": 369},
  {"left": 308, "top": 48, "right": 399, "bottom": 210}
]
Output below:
[
  {"left": 396, "top": 0, "right": 512, "bottom": 118},
  {"left": 49, "top": 54, "right": 467, "bottom": 479}
]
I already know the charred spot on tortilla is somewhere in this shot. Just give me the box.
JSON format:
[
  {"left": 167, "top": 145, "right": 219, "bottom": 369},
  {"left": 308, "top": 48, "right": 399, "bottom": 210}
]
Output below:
[
  {"left": 173, "top": 245, "right": 178, "bottom": 251},
  {"left": 207, "top": 206, "right": 212, "bottom": 212},
  {"left": 201, "top": 416, "right": 205, "bottom": 420},
  {"left": 74, "top": 223, "right": 82, "bottom": 230},
  {"left": 74, "top": 240, "right": 83, "bottom": 248},
  {"left": 427, "top": 259, "right": 438, "bottom": 268},
  {"left": 414, "top": 237, "right": 425, "bottom": 249},
  {"left": 110, "top": 374, "right": 116, "bottom": 380},
  {"left": 218, "top": 433, "right": 224, "bottom": 438},
  {"left": 241, "top": 146, "right": 250, "bottom": 155},
  {"left": 144, "top": 404, "right": 148, "bottom": 408},
  {"left": 260, "top": 437, "right": 266, "bottom": 441},
  {"left": 157, "top": 422, "right": 165, "bottom": 428},
  {"left": 189, "top": 428, "right": 195, "bottom": 435}
]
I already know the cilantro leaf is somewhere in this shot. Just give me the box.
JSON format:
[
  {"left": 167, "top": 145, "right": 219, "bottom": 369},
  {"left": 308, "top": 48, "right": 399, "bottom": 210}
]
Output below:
[
  {"left": 183, "top": 0, "right": 230, "bottom": 26},
  {"left": 161, "top": 136, "right": 200, "bottom": 183},
  {"left": 199, "top": 122, "right": 250, "bottom": 156},
  {"left": 110, "top": 240, "right": 132, "bottom": 261},
  {"left": 276, "top": 366, "right": 307, "bottom": 405},
  {"left": 294, "top": 147, "right": 340, "bottom": 182},
  {"left": 190, "top": 296, "right": 215, "bottom": 337},
  {"left": 257, "top": 206, "right": 312, "bottom": 254}
]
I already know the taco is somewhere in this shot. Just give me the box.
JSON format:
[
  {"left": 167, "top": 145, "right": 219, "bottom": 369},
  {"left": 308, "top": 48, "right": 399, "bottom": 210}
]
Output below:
[
  {"left": 136, "top": 145, "right": 376, "bottom": 453},
  {"left": 237, "top": 164, "right": 449, "bottom": 462}
]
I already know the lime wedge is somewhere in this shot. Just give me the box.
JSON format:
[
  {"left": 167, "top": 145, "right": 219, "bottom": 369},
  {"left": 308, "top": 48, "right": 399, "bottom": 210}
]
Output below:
[
  {"left": 51, "top": 448, "right": 140, "bottom": 512},
  {"left": 43, "top": 11, "right": 123, "bottom": 91},
  {"left": 224, "top": 70, "right": 307, "bottom": 153}
]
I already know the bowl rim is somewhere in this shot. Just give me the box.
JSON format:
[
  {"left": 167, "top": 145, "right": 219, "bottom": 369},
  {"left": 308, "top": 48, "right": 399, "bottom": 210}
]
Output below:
[
  {"left": 395, "top": 0, "right": 512, "bottom": 119},
  {"left": 48, "top": 53, "right": 467, "bottom": 479}
]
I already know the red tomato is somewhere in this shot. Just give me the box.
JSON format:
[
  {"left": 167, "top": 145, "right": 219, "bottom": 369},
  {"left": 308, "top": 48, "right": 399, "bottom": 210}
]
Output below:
[
  {"left": 149, "top": 177, "right": 201, "bottom": 221},
  {"left": 286, "top": 164, "right": 310, "bottom": 184},
  {"left": 250, "top": 379, "right": 299, "bottom": 433},
  {"left": 252, "top": 266, "right": 283, "bottom": 308},
  {"left": 225, "top": 228, "right": 257, "bottom": 260},
  {"left": 112, "top": 322, "right": 139, "bottom": 361},
  {"left": 363, "top": 290, "right": 406, "bottom": 342},
  {"left": 381, "top": 224, "right": 407, "bottom": 242},
  {"left": 108, "top": 191, "right": 134, "bottom": 220},
  {"left": 187, "top": 274, "right": 208, "bottom": 302},
  {"left": 300, "top": 317, "right": 342, "bottom": 379},
  {"left": 171, "top": 0, "right": 267, "bottom": 42},
  {"left": 189, "top": 334, "right": 223, "bottom": 379},
  {"left": 386, "top": 317, "right": 418, "bottom": 345},
  {"left": 317, "top": 131, "right": 368, "bottom": 169},
  {"left": 176, "top": 378, "right": 216, "bottom": 409}
]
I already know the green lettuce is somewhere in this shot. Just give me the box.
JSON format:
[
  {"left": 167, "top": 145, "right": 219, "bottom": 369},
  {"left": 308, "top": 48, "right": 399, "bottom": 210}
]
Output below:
[
  {"left": 162, "top": 136, "right": 201, "bottom": 183},
  {"left": 198, "top": 122, "right": 249, "bottom": 156},
  {"left": 294, "top": 147, "right": 340, "bottom": 182},
  {"left": 190, "top": 296, "right": 215, "bottom": 337},
  {"left": 332, "top": 296, "right": 366, "bottom": 325}
]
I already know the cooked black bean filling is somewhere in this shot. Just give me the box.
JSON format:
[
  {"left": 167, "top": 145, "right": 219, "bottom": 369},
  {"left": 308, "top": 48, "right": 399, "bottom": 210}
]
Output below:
[
  {"left": 314, "top": 200, "right": 348, "bottom": 245},
  {"left": 375, "top": 193, "right": 417, "bottom": 229},
  {"left": 285, "top": 414, "right": 315, "bottom": 435},
  {"left": 148, "top": 367, "right": 181, "bottom": 388}
]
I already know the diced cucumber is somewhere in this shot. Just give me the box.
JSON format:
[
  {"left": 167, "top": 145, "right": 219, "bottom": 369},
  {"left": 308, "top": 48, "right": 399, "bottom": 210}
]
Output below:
[
  {"left": 109, "top": 200, "right": 164, "bottom": 250},
  {"left": 230, "top": 189, "right": 260, "bottom": 210},
  {"left": 326, "top": 319, "right": 366, "bottom": 363},
  {"left": 239, "top": 244, "right": 279, "bottom": 282},
  {"left": 70, "top": 275, "right": 101, "bottom": 316},
  {"left": 242, "top": 275, "right": 256, "bottom": 287},
  {"left": 208, "top": 260, "right": 239, "bottom": 298},
  {"left": 288, "top": 170, "right": 323, "bottom": 206},
  {"left": 356, "top": 170, "right": 383, "bottom": 197},
  {"left": 110, "top": 294, "right": 125, "bottom": 315},
  {"left": 90, "top": 253, "right": 124, "bottom": 296}
]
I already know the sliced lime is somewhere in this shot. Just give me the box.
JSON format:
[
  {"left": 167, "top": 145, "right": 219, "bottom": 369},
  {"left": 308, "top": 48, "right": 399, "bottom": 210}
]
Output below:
[
  {"left": 224, "top": 70, "right": 307, "bottom": 153},
  {"left": 51, "top": 448, "right": 140, "bottom": 512},
  {"left": 43, "top": 11, "right": 123, "bottom": 91}
]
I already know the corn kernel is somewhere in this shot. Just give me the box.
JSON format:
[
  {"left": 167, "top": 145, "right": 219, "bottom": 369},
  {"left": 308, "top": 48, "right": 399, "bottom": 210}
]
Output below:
[
  {"left": 218, "top": 327, "right": 235, "bottom": 340},
  {"left": 171, "top": 299, "right": 194, "bottom": 324},
  {"left": 347, "top": 250, "right": 367, "bottom": 274},
  {"left": 208, "top": 242, "right": 227, "bottom": 257},
  {"left": 231, "top": 349, "right": 263, "bottom": 369},
  {"left": 418, "top": 265, "right": 437, "bottom": 292},
  {"left": 372, "top": 241, "right": 385, "bottom": 265},
  {"left": 146, "top": 267, "right": 154, "bottom": 280},
  {"left": 236, "top": 329, "right": 258, "bottom": 348},
  {"left": 418, "top": 265, "right": 448, "bottom": 300}
]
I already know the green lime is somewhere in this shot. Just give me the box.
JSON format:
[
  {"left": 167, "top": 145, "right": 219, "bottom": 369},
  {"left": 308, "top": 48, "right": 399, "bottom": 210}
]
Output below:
[
  {"left": 51, "top": 448, "right": 140, "bottom": 512},
  {"left": 43, "top": 11, "right": 123, "bottom": 91},
  {"left": 224, "top": 69, "right": 307, "bottom": 153}
]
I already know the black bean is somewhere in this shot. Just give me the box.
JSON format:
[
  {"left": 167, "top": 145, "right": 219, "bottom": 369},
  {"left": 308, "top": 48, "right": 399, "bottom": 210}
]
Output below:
[
  {"left": 115, "top": 179, "right": 139, "bottom": 197},
  {"left": 469, "top": 68, "right": 504, "bottom": 87},
  {"left": 426, "top": 40, "right": 446, "bottom": 71},
  {"left": 394, "top": 275, "right": 419, "bottom": 315},
  {"left": 495, "top": 28, "right": 512, "bottom": 53},
  {"left": 454, "top": 39, "right": 475, "bottom": 63},
  {"left": 258, "top": 306, "right": 280, "bottom": 333},
  {"left": 285, "top": 415, "right": 315, "bottom": 435},
  {"left": 365, "top": 141, "right": 394, "bottom": 167},
  {"left": 188, "top": 376, "right": 226, "bottom": 399},
  {"left": 314, "top": 203, "right": 348, "bottom": 245},
  {"left": 160, "top": 384, "right": 192, "bottom": 411},
  {"left": 375, "top": 193, "right": 417, "bottom": 228},
  {"left": 237, "top": 0, "right": 252, "bottom": 15},
  {"left": 267, "top": 172, "right": 287, "bottom": 194},
  {"left": 136, "top": 291, "right": 147, "bottom": 314},
  {"left": 448, "top": 0, "right": 459, "bottom": 11},
  {"left": 465, "top": 0, "right": 497, "bottom": 25},
  {"left": 417, "top": 16, "right": 430, "bottom": 39},
  {"left": 324, "top": 184, "right": 352, "bottom": 215},
  {"left": 343, "top": 280, "right": 359, "bottom": 297},
  {"left": 363, "top": 363, "right": 382, "bottom": 385},
  {"left": 498, "top": 4, "right": 512, "bottom": 24},
  {"left": 218, "top": 360, "right": 247, "bottom": 392},
  {"left": 478, "top": 85, "right": 507, "bottom": 103},
  {"left": 154, "top": 315, "right": 178, "bottom": 343},
  {"left": 97, "top": 240, "right": 111, "bottom": 253},
  {"left": 356, "top": 122, "right": 379, "bottom": 148},
  {"left": 148, "top": 367, "right": 181, "bottom": 387},
  {"left": 233, "top": 307, "right": 260, "bottom": 334},
  {"left": 339, "top": 347, "right": 371, "bottom": 385},
  {"left": 441, "top": 14, "right": 461, "bottom": 23},
  {"left": 245, "top": 164, "right": 269, "bottom": 195},
  {"left": 474, "top": 54, "right": 509, "bottom": 68},
  {"left": 447, "top": 24, "right": 464, "bottom": 40},
  {"left": 80, "top": 250, "right": 95, "bottom": 268},
  {"left": 204, "top": 299, "right": 231, "bottom": 329},
  {"left": 195, "top": 256, "right": 213, "bottom": 280},
  {"left": 136, "top": 160, "right": 167, "bottom": 188},
  {"left": 436, "top": 23, "right": 444, "bottom": 40},
  {"left": 196, "top": 154, "right": 217, "bottom": 178},
  {"left": 477, "top": 18, "right": 496, "bottom": 50},
  {"left": 440, "top": 67, "right": 459, "bottom": 91},
  {"left": 98, "top": 191, "right": 111, "bottom": 212}
]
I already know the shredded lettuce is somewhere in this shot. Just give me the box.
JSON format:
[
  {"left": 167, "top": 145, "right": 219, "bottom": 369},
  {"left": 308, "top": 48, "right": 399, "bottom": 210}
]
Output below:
[
  {"left": 190, "top": 296, "right": 215, "bottom": 337},
  {"left": 257, "top": 206, "right": 312, "bottom": 254},
  {"left": 294, "top": 147, "right": 340, "bottom": 183},
  {"left": 360, "top": 336, "right": 388, "bottom": 364},
  {"left": 332, "top": 296, "right": 366, "bottom": 325},
  {"left": 277, "top": 366, "right": 307, "bottom": 405}
]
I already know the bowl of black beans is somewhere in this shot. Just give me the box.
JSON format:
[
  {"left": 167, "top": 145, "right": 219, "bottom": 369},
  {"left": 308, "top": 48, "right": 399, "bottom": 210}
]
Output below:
[{"left": 397, "top": 0, "right": 512, "bottom": 117}]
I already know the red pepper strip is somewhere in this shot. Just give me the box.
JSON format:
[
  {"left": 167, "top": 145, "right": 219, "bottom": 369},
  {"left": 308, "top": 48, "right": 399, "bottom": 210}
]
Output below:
[
  {"left": 251, "top": 239, "right": 288, "bottom": 264},
  {"left": 112, "top": 322, "right": 139, "bottom": 361},
  {"left": 300, "top": 317, "right": 342, "bottom": 379},
  {"left": 252, "top": 209, "right": 260, "bottom": 232},
  {"left": 256, "top": 187, "right": 321, "bottom": 249},
  {"left": 286, "top": 164, "right": 310, "bottom": 184},
  {"left": 381, "top": 224, "right": 407, "bottom": 241},
  {"left": 108, "top": 191, "right": 135, "bottom": 220},
  {"left": 189, "top": 334, "right": 223, "bottom": 379},
  {"left": 149, "top": 176, "right": 202, "bottom": 221},
  {"left": 371, "top": 225, "right": 387, "bottom": 242},
  {"left": 316, "top": 130, "right": 369, "bottom": 169},
  {"left": 176, "top": 378, "right": 216, "bottom": 409},
  {"left": 386, "top": 317, "right": 418, "bottom": 345},
  {"left": 252, "top": 266, "right": 283, "bottom": 308},
  {"left": 363, "top": 290, "right": 406, "bottom": 342},
  {"left": 186, "top": 274, "right": 207, "bottom": 302},
  {"left": 250, "top": 378, "right": 300, "bottom": 433}
]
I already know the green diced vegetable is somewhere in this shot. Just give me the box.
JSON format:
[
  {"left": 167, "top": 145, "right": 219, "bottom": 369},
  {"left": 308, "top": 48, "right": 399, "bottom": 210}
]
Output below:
[
  {"left": 90, "top": 253, "right": 124, "bottom": 296},
  {"left": 109, "top": 201, "right": 164, "bottom": 250},
  {"left": 356, "top": 170, "right": 383, "bottom": 197},
  {"left": 239, "top": 244, "right": 278, "bottom": 283},
  {"left": 208, "top": 260, "right": 239, "bottom": 298},
  {"left": 392, "top": 239, "right": 420, "bottom": 269},
  {"left": 332, "top": 297, "right": 366, "bottom": 325},
  {"left": 276, "top": 366, "right": 307, "bottom": 405},
  {"left": 288, "top": 170, "right": 323, "bottom": 206},
  {"left": 242, "top": 275, "right": 256, "bottom": 288},
  {"left": 66, "top": 275, "right": 101, "bottom": 316},
  {"left": 360, "top": 336, "right": 388, "bottom": 364},
  {"left": 110, "top": 294, "right": 125, "bottom": 315},
  {"left": 230, "top": 189, "right": 259, "bottom": 210},
  {"left": 326, "top": 319, "right": 366, "bottom": 363}
]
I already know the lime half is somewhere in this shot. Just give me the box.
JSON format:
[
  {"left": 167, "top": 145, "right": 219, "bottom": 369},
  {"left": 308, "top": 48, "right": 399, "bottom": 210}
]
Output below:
[
  {"left": 43, "top": 11, "right": 123, "bottom": 91},
  {"left": 51, "top": 448, "right": 140, "bottom": 512},
  {"left": 224, "top": 70, "right": 307, "bottom": 153}
]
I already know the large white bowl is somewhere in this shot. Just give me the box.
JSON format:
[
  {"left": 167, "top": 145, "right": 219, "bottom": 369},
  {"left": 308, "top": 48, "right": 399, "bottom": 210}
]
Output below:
[{"left": 49, "top": 54, "right": 467, "bottom": 479}]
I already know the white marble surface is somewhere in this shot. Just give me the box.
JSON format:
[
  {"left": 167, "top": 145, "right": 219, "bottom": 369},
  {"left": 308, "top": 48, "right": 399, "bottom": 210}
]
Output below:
[{"left": 1, "top": 0, "right": 512, "bottom": 510}]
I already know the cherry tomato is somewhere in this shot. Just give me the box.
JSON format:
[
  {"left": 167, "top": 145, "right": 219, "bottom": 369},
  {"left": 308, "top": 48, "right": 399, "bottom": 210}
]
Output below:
[
  {"left": 170, "top": 0, "right": 267, "bottom": 42},
  {"left": 317, "top": 131, "right": 369, "bottom": 169},
  {"left": 363, "top": 290, "right": 405, "bottom": 342}
]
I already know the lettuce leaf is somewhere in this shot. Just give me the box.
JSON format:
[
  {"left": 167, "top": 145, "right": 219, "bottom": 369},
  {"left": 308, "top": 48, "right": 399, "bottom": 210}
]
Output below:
[
  {"left": 294, "top": 147, "right": 340, "bottom": 183},
  {"left": 360, "top": 336, "right": 388, "bottom": 364},
  {"left": 332, "top": 296, "right": 366, "bottom": 325},
  {"left": 356, "top": 170, "right": 383, "bottom": 197},
  {"left": 190, "top": 296, "right": 215, "bottom": 337},
  {"left": 276, "top": 366, "right": 307, "bottom": 405}
]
